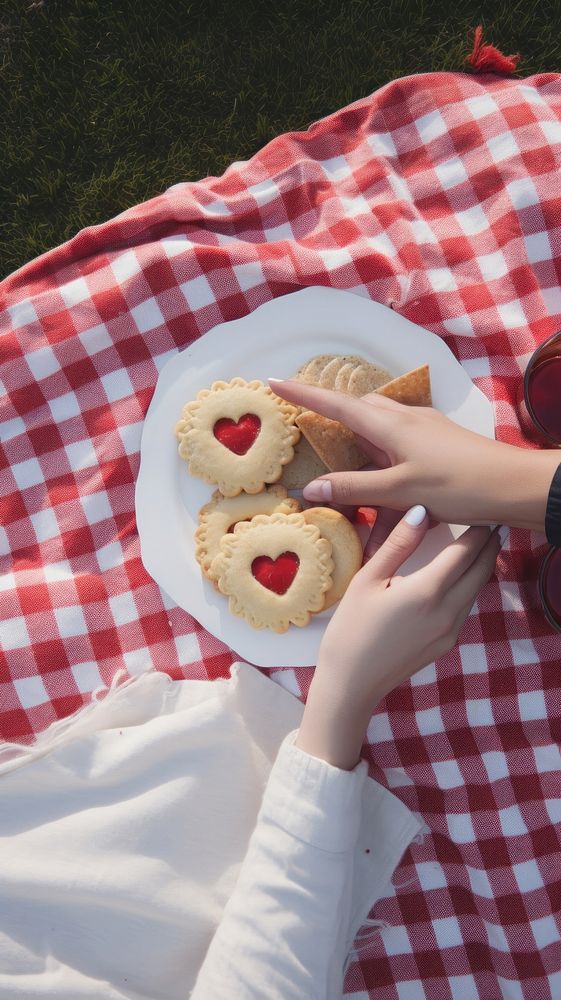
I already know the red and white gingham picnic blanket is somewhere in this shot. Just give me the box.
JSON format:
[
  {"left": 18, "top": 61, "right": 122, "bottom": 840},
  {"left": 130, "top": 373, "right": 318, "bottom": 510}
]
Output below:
[{"left": 2, "top": 69, "right": 561, "bottom": 997}]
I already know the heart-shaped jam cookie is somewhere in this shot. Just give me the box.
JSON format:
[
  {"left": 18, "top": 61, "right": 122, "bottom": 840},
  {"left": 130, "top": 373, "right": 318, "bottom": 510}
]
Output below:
[
  {"left": 213, "top": 413, "right": 261, "bottom": 455},
  {"left": 212, "top": 512, "right": 334, "bottom": 633},
  {"left": 251, "top": 552, "right": 299, "bottom": 594},
  {"left": 176, "top": 378, "right": 300, "bottom": 496},
  {"left": 195, "top": 486, "right": 302, "bottom": 583}
]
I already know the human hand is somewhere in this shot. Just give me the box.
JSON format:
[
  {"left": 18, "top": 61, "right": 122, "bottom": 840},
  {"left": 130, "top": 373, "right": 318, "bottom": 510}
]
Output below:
[
  {"left": 295, "top": 506, "right": 501, "bottom": 770},
  {"left": 269, "top": 378, "right": 560, "bottom": 532}
]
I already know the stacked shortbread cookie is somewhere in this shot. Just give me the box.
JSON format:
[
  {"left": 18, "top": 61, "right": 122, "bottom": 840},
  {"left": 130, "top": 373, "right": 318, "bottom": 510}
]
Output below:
[{"left": 291, "top": 354, "right": 431, "bottom": 475}]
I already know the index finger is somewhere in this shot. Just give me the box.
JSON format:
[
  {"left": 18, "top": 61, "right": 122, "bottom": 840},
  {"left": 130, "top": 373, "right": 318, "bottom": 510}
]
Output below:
[{"left": 268, "top": 378, "right": 399, "bottom": 441}]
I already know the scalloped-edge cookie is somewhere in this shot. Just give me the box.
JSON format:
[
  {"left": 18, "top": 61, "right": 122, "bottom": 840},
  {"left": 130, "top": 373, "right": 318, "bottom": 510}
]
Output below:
[
  {"left": 303, "top": 507, "right": 363, "bottom": 608},
  {"left": 196, "top": 485, "right": 301, "bottom": 583},
  {"left": 211, "top": 511, "right": 334, "bottom": 633},
  {"left": 175, "top": 378, "right": 300, "bottom": 496}
]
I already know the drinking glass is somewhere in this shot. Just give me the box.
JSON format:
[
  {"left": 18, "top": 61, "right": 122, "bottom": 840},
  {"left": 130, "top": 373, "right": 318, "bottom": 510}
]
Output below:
[
  {"left": 520, "top": 329, "right": 561, "bottom": 631},
  {"left": 538, "top": 546, "right": 561, "bottom": 632},
  {"left": 521, "top": 330, "right": 561, "bottom": 446}
]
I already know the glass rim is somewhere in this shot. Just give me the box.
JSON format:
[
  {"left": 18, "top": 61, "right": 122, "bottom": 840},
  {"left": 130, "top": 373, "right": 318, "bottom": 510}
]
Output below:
[
  {"left": 523, "top": 328, "right": 561, "bottom": 446},
  {"left": 538, "top": 545, "right": 561, "bottom": 633}
]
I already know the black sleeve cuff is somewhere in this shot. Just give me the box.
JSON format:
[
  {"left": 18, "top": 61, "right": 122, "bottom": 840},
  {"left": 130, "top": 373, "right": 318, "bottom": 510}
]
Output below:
[{"left": 545, "top": 461, "right": 561, "bottom": 548}]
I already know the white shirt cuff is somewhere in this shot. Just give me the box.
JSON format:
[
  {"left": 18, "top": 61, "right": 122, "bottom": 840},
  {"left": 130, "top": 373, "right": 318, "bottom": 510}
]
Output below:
[{"left": 259, "top": 729, "right": 368, "bottom": 853}]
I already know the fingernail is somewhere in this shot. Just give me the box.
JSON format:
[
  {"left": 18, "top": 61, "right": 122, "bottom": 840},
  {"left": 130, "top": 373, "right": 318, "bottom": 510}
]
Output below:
[
  {"left": 404, "top": 504, "right": 427, "bottom": 526},
  {"left": 303, "top": 479, "right": 332, "bottom": 502},
  {"left": 268, "top": 377, "right": 284, "bottom": 385}
]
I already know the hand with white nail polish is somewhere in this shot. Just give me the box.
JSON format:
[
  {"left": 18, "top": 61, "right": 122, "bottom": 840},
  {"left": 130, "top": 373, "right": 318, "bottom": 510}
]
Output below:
[
  {"left": 268, "top": 378, "right": 561, "bottom": 533},
  {"left": 295, "top": 508, "right": 501, "bottom": 770}
]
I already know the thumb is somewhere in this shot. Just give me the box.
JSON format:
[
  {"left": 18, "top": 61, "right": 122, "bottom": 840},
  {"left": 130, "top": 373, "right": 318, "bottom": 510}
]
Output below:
[
  {"left": 303, "top": 467, "right": 402, "bottom": 506},
  {"left": 363, "top": 505, "right": 428, "bottom": 581}
]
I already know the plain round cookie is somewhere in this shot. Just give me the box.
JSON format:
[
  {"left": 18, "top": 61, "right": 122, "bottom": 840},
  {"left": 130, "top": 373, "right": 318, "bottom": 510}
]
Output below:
[
  {"left": 279, "top": 436, "right": 328, "bottom": 490},
  {"left": 303, "top": 507, "right": 363, "bottom": 608},
  {"left": 334, "top": 361, "right": 358, "bottom": 392},
  {"left": 195, "top": 486, "right": 301, "bottom": 582},
  {"left": 318, "top": 356, "right": 348, "bottom": 389},
  {"left": 347, "top": 362, "right": 392, "bottom": 396},
  {"left": 299, "top": 354, "right": 338, "bottom": 384}
]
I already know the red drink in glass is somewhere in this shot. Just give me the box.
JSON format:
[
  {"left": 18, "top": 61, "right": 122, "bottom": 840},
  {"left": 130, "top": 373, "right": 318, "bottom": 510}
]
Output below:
[
  {"left": 521, "top": 330, "right": 561, "bottom": 631},
  {"left": 539, "top": 547, "right": 561, "bottom": 631},
  {"left": 523, "top": 331, "right": 561, "bottom": 445}
]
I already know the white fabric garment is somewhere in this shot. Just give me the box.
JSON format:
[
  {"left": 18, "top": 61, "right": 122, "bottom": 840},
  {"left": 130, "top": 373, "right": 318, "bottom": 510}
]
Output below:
[{"left": 0, "top": 663, "right": 420, "bottom": 999}]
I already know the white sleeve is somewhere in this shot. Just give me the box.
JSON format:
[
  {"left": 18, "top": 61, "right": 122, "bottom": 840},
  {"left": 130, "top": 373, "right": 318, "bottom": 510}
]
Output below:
[{"left": 190, "top": 730, "right": 371, "bottom": 1000}]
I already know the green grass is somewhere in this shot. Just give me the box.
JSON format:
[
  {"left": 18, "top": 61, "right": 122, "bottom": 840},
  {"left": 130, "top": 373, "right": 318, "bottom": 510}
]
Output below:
[{"left": 1, "top": 0, "right": 560, "bottom": 279}]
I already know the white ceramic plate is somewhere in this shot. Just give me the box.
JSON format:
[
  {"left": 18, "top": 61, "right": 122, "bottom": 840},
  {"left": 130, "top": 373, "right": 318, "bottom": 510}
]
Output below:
[{"left": 135, "top": 286, "right": 495, "bottom": 667}]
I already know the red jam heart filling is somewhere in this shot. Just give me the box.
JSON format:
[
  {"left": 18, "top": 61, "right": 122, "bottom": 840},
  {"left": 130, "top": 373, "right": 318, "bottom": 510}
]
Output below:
[
  {"left": 251, "top": 552, "right": 299, "bottom": 595},
  {"left": 213, "top": 414, "right": 261, "bottom": 455}
]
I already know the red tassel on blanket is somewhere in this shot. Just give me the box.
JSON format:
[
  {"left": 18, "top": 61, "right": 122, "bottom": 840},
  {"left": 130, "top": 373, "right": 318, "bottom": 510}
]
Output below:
[{"left": 466, "top": 25, "right": 520, "bottom": 75}]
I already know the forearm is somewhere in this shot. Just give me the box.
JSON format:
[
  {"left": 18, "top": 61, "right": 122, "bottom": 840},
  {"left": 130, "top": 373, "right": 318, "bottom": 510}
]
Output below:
[
  {"left": 192, "top": 733, "right": 366, "bottom": 999},
  {"left": 295, "top": 674, "right": 372, "bottom": 771}
]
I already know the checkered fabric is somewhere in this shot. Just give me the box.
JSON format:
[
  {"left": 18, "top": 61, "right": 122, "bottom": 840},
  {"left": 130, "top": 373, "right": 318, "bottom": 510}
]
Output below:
[{"left": 2, "top": 70, "right": 561, "bottom": 997}]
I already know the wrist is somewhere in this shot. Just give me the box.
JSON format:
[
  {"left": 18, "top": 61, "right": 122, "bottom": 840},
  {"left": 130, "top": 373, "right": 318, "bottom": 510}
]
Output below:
[
  {"left": 295, "top": 676, "right": 371, "bottom": 771},
  {"left": 489, "top": 446, "right": 560, "bottom": 532}
]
